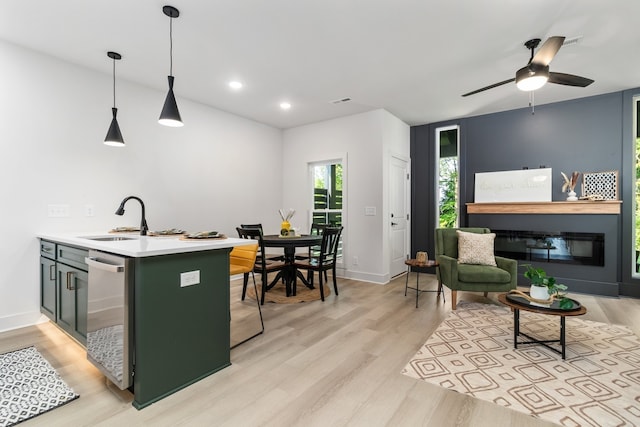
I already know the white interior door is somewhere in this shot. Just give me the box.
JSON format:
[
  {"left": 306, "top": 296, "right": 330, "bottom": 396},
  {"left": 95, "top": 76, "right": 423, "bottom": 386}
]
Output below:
[{"left": 389, "top": 156, "right": 409, "bottom": 278}]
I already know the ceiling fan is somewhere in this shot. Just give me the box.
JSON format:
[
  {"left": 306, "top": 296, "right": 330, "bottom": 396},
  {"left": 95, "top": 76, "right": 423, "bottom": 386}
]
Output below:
[{"left": 462, "top": 36, "right": 594, "bottom": 97}]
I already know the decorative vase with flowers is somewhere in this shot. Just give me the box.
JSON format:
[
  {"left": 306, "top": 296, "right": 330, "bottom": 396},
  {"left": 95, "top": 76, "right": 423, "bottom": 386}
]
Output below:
[
  {"left": 561, "top": 171, "right": 580, "bottom": 201},
  {"left": 279, "top": 208, "right": 295, "bottom": 236}
]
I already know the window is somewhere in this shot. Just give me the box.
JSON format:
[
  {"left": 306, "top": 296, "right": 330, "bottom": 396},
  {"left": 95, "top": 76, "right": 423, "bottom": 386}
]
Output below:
[
  {"left": 436, "top": 125, "right": 459, "bottom": 228},
  {"left": 310, "top": 161, "right": 343, "bottom": 261},
  {"left": 312, "top": 162, "right": 343, "bottom": 226},
  {"left": 635, "top": 98, "right": 640, "bottom": 275}
]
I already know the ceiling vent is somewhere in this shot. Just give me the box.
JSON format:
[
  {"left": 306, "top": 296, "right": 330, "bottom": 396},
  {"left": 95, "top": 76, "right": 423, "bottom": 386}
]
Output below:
[
  {"left": 562, "top": 36, "right": 583, "bottom": 47},
  {"left": 330, "top": 97, "right": 352, "bottom": 105}
]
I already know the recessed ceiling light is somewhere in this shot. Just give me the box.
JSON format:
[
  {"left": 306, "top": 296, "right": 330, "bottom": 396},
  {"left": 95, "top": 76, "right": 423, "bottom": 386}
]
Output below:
[
  {"left": 280, "top": 102, "right": 291, "bottom": 110},
  {"left": 228, "top": 81, "right": 243, "bottom": 90}
]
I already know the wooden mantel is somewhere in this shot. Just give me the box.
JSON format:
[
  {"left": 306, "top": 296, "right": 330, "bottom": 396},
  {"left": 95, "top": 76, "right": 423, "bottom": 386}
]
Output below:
[{"left": 466, "top": 201, "right": 621, "bottom": 214}]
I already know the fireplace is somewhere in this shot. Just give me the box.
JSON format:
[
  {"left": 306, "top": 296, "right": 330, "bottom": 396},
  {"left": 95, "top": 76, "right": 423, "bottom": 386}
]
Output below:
[{"left": 493, "top": 229, "right": 604, "bottom": 266}]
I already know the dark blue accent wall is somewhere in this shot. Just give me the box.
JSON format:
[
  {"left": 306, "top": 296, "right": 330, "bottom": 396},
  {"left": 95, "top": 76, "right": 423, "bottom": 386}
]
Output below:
[{"left": 411, "top": 90, "right": 640, "bottom": 297}]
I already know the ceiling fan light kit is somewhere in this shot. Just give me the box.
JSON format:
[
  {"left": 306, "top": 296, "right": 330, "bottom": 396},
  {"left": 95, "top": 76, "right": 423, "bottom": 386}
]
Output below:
[
  {"left": 462, "top": 36, "right": 594, "bottom": 97},
  {"left": 516, "top": 65, "right": 549, "bottom": 91}
]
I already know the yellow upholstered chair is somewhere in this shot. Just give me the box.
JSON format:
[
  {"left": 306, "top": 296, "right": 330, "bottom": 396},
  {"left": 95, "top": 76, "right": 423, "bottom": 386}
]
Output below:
[{"left": 229, "top": 243, "right": 264, "bottom": 347}]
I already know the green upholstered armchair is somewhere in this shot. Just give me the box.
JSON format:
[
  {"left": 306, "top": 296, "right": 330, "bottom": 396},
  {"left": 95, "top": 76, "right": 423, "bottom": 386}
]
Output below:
[{"left": 435, "top": 227, "right": 517, "bottom": 310}]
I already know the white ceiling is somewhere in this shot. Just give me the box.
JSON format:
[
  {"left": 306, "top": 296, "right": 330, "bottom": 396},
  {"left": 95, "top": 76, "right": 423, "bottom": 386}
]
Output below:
[{"left": 2, "top": 0, "right": 639, "bottom": 129}]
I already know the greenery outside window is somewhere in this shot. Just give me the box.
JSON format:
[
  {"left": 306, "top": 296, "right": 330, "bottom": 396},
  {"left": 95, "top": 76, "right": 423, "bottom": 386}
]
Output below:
[
  {"left": 311, "top": 162, "right": 343, "bottom": 259},
  {"left": 635, "top": 99, "right": 640, "bottom": 274},
  {"left": 436, "top": 126, "right": 459, "bottom": 228}
]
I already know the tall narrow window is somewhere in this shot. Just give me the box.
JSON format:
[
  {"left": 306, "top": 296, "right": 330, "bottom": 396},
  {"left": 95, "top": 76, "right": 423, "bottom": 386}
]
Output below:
[
  {"left": 634, "top": 98, "right": 640, "bottom": 275},
  {"left": 436, "top": 125, "right": 459, "bottom": 228}
]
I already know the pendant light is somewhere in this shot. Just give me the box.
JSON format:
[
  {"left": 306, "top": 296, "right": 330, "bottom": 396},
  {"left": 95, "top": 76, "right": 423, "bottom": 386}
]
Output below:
[
  {"left": 104, "top": 51, "right": 125, "bottom": 146},
  {"left": 158, "top": 5, "right": 183, "bottom": 127}
]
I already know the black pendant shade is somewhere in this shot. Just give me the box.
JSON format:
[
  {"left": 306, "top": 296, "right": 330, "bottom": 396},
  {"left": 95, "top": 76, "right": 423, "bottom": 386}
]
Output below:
[
  {"left": 104, "top": 51, "right": 125, "bottom": 146},
  {"left": 158, "top": 5, "right": 183, "bottom": 127},
  {"left": 158, "top": 75, "right": 183, "bottom": 127},
  {"left": 104, "top": 107, "right": 125, "bottom": 146}
]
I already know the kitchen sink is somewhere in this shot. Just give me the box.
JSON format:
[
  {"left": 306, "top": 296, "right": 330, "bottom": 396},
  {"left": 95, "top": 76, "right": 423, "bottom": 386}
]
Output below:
[{"left": 81, "top": 236, "right": 138, "bottom": 241}]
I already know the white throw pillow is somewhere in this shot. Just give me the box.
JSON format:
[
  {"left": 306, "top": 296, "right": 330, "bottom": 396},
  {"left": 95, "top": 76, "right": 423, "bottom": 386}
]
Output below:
[{"left": 457, "top": 230, "right": 497, "bottom": 266}]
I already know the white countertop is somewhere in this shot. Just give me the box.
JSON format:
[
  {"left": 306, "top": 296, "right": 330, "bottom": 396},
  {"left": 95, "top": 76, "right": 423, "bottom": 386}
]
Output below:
[{"left": 37, "top": 232, "right": 252, "bottom": 258}]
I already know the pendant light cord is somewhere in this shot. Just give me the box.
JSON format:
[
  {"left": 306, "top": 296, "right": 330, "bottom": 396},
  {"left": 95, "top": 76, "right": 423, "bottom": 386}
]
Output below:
[
  {"left": 169, "top": 15, "right": 173, "bottom": 76},
  {"left": 112, "top": 56, "right": 117, "bottom": 109}
]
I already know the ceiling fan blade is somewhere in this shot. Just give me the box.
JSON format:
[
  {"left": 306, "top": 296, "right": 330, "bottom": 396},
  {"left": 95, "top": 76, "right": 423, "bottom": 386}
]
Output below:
[
  {"left": 548, "top": 72, "right": 594, "bottom": 87},
  {"left": 462, "top": 78, "right": 515, "bottom": 97},
  {"left": 531, "top": 36, "right": 565, "bottom": 66}
]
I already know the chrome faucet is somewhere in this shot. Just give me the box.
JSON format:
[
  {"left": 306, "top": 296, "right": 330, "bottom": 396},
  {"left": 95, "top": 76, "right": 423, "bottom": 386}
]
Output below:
[{"left": 115, "top": 196, "right": 149, "bottom": 236}]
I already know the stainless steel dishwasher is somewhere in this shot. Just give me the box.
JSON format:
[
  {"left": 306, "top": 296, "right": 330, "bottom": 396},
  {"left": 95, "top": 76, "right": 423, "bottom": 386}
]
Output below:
[{"left": 85, "top": 250, "right": 133, "bottom": 390}]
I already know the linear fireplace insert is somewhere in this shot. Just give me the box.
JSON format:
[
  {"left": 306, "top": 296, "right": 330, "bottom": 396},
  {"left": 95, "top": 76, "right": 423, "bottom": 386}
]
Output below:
[{"left": 493, "top": 229, "right": 604, "bottom": 266}]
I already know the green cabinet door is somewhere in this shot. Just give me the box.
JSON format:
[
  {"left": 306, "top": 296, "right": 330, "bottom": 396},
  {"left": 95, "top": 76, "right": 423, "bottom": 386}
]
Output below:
[
  {"left": 57, "top": 263, "right": 88, "bottom": 345},
  {"left": 40, "top": 257, "right": 56, "bottom": 320}
]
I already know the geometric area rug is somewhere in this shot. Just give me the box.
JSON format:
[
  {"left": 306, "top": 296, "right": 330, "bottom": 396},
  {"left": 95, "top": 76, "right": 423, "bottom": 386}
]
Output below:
[
  {"left": 402, "top": 301, "right": 640, "bottom": 427},
  {"left": 0, "top": 346, "right": 79, "bottom": 427}
]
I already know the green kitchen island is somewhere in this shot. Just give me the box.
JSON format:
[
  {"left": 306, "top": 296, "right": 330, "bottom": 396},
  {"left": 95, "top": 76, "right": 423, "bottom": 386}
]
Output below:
[{"left": 38, "top": 232, "right": 250, "bottom": 409}]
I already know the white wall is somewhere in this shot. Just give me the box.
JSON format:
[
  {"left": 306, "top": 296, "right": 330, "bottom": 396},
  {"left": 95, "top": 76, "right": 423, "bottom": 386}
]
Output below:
[
  {"left": 0, "top": 39, "right": 410, "bottom": 332},
  {"left": 0, "top": 40, "right": 283, "bottom": 331},
  {"left": 282, "top": 110, "right": 409, "bottom": 283}
]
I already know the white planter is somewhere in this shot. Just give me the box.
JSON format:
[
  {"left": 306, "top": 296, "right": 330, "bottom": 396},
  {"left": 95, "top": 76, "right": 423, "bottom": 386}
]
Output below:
[{"left": 530, "top": 284, "right": 550, "bottom": 307}]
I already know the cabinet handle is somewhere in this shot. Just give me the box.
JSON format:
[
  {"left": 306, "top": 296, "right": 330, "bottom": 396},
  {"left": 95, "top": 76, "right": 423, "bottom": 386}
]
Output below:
[
  {"left": 49, "top": 264, "right": 55, "bottom": 281},
  {"left": 42, "top": 247, "right": 52, "bottom": 253},
  {"left": 66, "top": 271, "right": 75, "bottom": 290}
]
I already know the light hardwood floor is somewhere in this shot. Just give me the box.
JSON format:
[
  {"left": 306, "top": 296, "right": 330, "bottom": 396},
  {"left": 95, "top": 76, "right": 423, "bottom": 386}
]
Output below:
[{"left": 4, "top": 273, "right": 640, "bottom": 427}]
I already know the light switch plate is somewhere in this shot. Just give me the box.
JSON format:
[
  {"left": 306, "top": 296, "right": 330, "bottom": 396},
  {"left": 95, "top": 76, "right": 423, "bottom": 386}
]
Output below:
[
  {"left": 364, "top": 206, "right": 376, "bottom": 216},
  {"left": 180, "top": 270, "right": 200, "bottom": 287},
  {"left": 48, "top": 204, "right": 70, "bottom": 217}
]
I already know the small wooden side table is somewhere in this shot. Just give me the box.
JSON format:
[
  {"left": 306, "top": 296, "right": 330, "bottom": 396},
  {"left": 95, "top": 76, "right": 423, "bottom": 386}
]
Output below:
[{"left": 404, "top": 259, "right": 443, "bottom": 308}]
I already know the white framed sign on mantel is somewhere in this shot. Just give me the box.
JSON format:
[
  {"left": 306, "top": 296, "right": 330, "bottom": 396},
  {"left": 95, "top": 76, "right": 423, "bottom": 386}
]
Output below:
[{"left": 474, "top": 168, "right": 552, "bottom": 203}]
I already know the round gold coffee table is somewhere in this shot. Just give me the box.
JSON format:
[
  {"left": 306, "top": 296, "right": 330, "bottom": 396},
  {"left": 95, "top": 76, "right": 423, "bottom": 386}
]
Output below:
[
  {"left": 498, "top": 292, "right": 587, "bottom": 359},
  {"left": 404, "top": 259, "right": 442, "bottom": 308}
]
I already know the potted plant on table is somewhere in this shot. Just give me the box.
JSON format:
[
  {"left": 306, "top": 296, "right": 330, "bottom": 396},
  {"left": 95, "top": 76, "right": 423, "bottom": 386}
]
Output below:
[{"left": 522, "top": 264, "right": 572, "bottom": 309}]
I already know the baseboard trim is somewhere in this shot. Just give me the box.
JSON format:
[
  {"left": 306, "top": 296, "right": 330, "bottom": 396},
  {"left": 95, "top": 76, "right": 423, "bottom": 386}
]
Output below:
[
  {"left": 341, "top": 269, "right": 389, "bottom": 284},
  {"left": 0, "top": 311, "right": 47, "bottom": 333}
]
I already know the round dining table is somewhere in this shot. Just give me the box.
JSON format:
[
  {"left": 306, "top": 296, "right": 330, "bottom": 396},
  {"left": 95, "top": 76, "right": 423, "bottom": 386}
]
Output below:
[{"left": 261, "top": 234, "right": 323, "bottom": 297}]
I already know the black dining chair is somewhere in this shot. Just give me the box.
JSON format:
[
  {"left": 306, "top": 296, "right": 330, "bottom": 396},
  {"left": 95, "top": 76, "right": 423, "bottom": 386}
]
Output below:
[
  {"left": 295, "top": 223, "right": 328, "bottom": 279},
  {"left": 240, "top": 223, "right": 284, "bottom": 261},
  {"left": 294, "top": 226, "right": 343, "bottom": 301},
  {"left": 236, "top": 227, "right": 286, "bottom": 305}
]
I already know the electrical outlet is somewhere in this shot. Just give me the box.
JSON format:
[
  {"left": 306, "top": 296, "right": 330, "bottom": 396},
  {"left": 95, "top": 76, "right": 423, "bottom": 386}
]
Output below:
[
  {"left": 85, "top": 204, "right": 95, "bottom": 217},
  {"left": 47, "top": 204, "right": 70, "bottom": 218},
  {"left": 180, "top": 270, "right": 200, "bottom": 287},
  {"left": 353, "top": 256, "right": 358, "bottom": 266}
]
